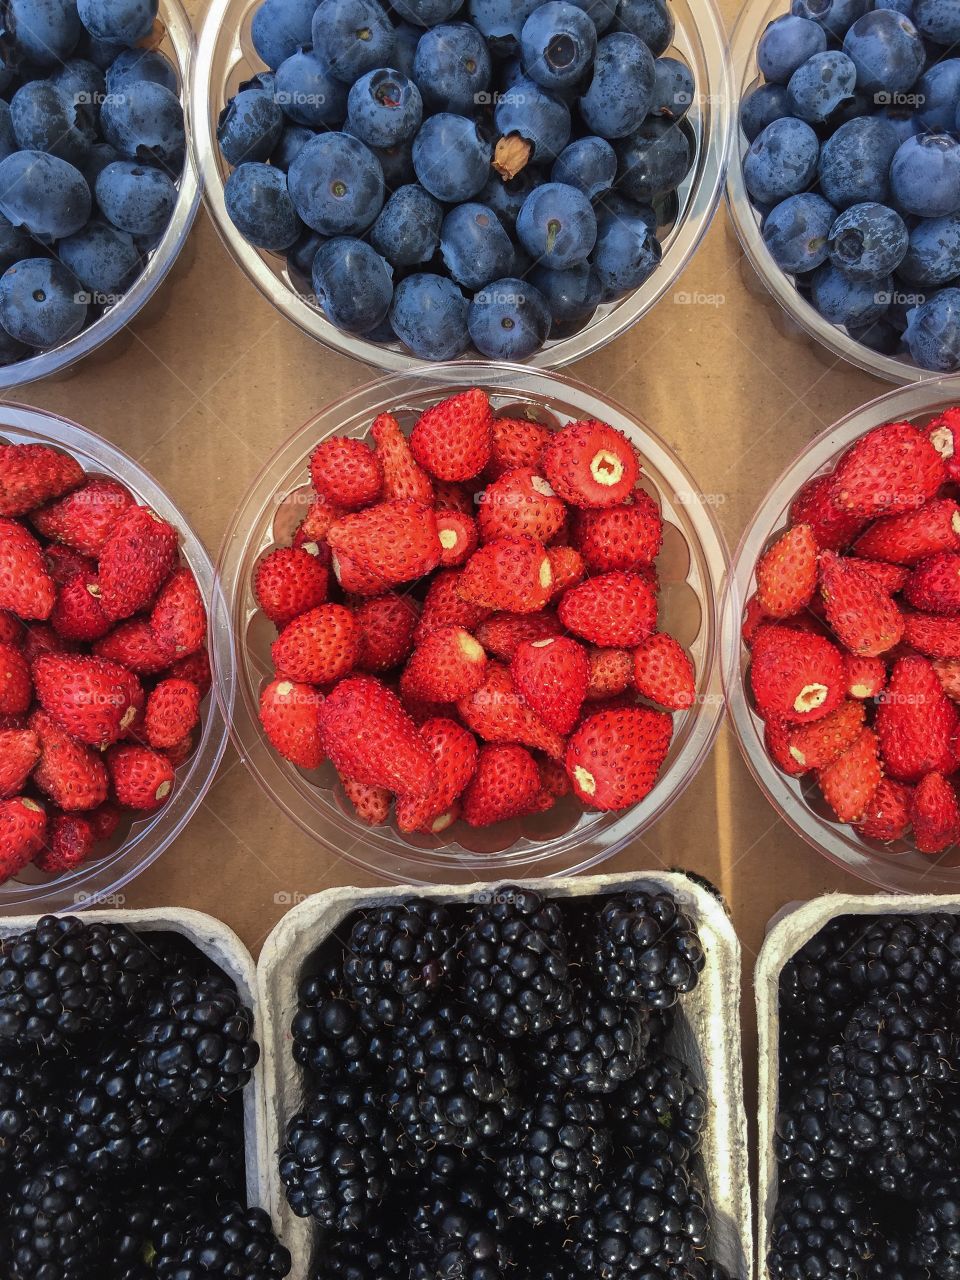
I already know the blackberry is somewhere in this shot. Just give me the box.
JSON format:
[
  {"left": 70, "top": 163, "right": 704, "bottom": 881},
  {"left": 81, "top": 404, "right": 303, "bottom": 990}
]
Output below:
[
  {"left": 494, "top": 1085, "right": 609, "bottom": 1225},
  {"left": 0, "top": 1056, "right": 59, "bottom": 1182},
  {"left": 572, "top": 1153, "right": 709, "bottom": 1278},
  {"left": 324, "top": 1224, "right": 406, "bottom": 1280},
  {"left": 846, "top": 914, "right": 960, "bottom": 1012},
  {"left": 409, "top": 1180, "right": 515, "bottom": 1280},
  {"left": 862, "top": 1122, "right": 960, "bottom": 1200},
  {"left": 9, "top": 1163, "right": 105, "bottom": 1280},
  {"left": 589, "top": 891, "right": 705, "bottom": 1008},
  {"left": 0, "top": 916, "right": 157, "bottom": 1049},
  {"left": 768, "top": 1182, "right": 879, "bottom": 1280},
  {"left": 608, "top": 1054, "right": 706, "bottom": 1164},
  {"left": 911, "top": 1177, "right": 960, "bottom": 1278},
  {"left": 461, "top": 887, "right": 573, "bottom": 1038},
  {"left": 342, "top": 901, "right": 457, "bottom": 1026},
  {"left": 778, "top": 1020, "right": 832, "bottom": 1104},
  {"left": 109, "top": 1182, "right": 205, "bottom": 1280},
  {"left": 154, "top": 1204, "right": 291, "bottom": 1279},
  {"left": 528, "top": 996, "right": 650, "bottom": 1095},
  {"left": 159, "top": 1094, "right": 246, "bottom": 1199},
  {"left": 136, "top": 975, "right": 259, "bottom": 1107},
  {"left": 778, "top": 916, "right": 861, "bottom": 1037},
  {"left": 291, "top": 965, "right": 390, "bottom": 1083},
  {"left": 774, "top": 1077, "right": 853, "bottom": 1186}
]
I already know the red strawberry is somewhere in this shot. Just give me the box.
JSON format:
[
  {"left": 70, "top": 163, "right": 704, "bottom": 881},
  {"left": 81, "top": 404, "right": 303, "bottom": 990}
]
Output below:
[
  {"left": 572, "top": 493, "right": 662, "bottom": 573},
  {"left": 150, "top": 567, "right": 207, "bottom": 659},
  {"left": 789, "top": 474, "right": 866, "bottom": 551},
  {"left": 31, "top": 709, "right": 109, "bottom": 811},
  {"left": 632, "top": 633, "right": 696, "bottom": 710},
  {"left": 0, "top": 728, "right": 39, "bottom": 798},
  {"left": 0, "top": 519, "right": 55, "bottom": 619},
  {"left": 903, "top": 552, "right": 960, "bottom": 614},
  {"left": 433, "top": 481, "right": 474, "bottom": 514},
  {"left": 818, "top": 551, "right": 904, "bottom": 656},
  {"left": 903, "top": 611, "right": 960, "bottom": 658},
  {"left": 107, "top": 745, "right": 175, "bottom": 810},
  {"left": 144, "top": 678, "right": 201, "bottom": 750},
  {"left": 844, "top": 654, "right": 887, "bottom": 699},
  {"left": 749, "top": 625, "right": 845, "bottom": 724},
  {"left": 854, "top": 777, "right": 913, "bottom": 842},
  {"left": 94, "top": 620, "right": 176, "bottom": 675},
  {"left": 457, "top": 663, "right": 565, "bottom": 758},
  {"left": 370, "top": 412, "right": 434, "bottom": 504},
  {"left": 395, "top": 717, "right": 478, "bottom": 832},
  {"left": 31, "top": 476, "right": 134, "bottom": 555},
  {"left": 934, "top": 657, "right": 960, "bottom": 700},
  {"left": 89, "top": 802, "right": 122, "bottom": 841},
  {"left": 558, "top": 570, "right": 658, "bottom": 647},
  {"left": 340, "top": 776, "right": 391, "bottom": 825},
  {"left": 924, "top": 407, "right": 960, "bottom": 481},
  {"left": 477, "top": 468, "right": 566, "bottom": 544},
  {"left": 400, "top": 625, "right": 487, "bottom": 703},
  {"left": 543, "top": 420, "right": 639, "bottom": 508},
  {"left": 169, "top": 648, "right": 212, "bottom": 697},
  {"left": 293, "top": 495, "right": 341, "bottom": 549},
  {"left": 45, "top": 543, "right": 96, "bottom": 586},
  {"left": 853, "top": 498, "right": 960, "bottom": 564},
  {"left": 831, "top": 421, "right": 946, "bottom": 517},
  {"left": 474, "top": 610, "right": 563, "bottom": 660},
  {"left": 34, "top": 813, "right": 96, "bottom": 873},
  {"left": 0, "top": 797, "right": 46, "bottom": 881},
  {"left": 462, "top": 743, "right": 540, "bottom": 826},
  {"left": 846, "top": 558, "right": 908, "bottom": 594},
  {"left": 547, "top": 545, "right": 585, "bottom": 596},
  {"left": 32, "top": 654, "right": 141, "bottom": 747},
  {"left": 436, "top": 510, "right": 478, "bottom": 567},
  {"left": 253, "top": 547, "right": 329, "bottom": 630},
  {"left": 0, "top": 642, "right": 31, "bottom": 714},
  {"left": 756, "top": 523, "right": 818, "bottom": 618},
  {"left": 328, "top": 500, "right": 440, "bottom": 588},
  {"left": 512, "top": 636, "right": 589, "bottom": 734},
  {"left": 416, "top": 571, "right": 490, "bottom": 644},
  {"left": 565, "top": 706, "right": 673, "bottom": 809},
  {"left": 98, "top": 507, "right": 179, "bottom": 621},
  {"left": 741, "top": 596, "right": 769, "bottom": 648},
  {"left": 50, "top": 574, "right": 110, "bottom": 642},
  {"left": 876, "top": 655, "right": 960, "bottom": 781},
  {"left": 0, "top": 610, "right": 20, "bottom": 646},
  {"left": 271, "top": 604, "right": 358, "bottom": 685},
  {"left": 787, "top": 698, "right": 866, "bottom": 770},
  {"left": 536, "top": 755, "right": 571, "bottom": 803},
  {"left": 410, "top": 388, "right": 493, "bottom": 482},
  {"left": 259, "top": 677, "right": 325, "bottom": 768},
  {"left": 319, "top": 676, "right": 436, "bottom": 796},
  {"left": 354, "top": 593, "right": 419, "bottom": 672},
  {"left": 458, "top": 535, "right": 553, "bottom": 613},
  {"left": 310, "top": 437, "right": 383, "bottom": 509},
  {"left": 765, "top": 714, "right": 807, "bottom": 776},
  {"left": 21, "top": 624, "right": 72, "bottom": 662},
  {"left": 586, "top": 647, "right": 633, "bottom": 699},
  {"left": 488, "top": 417, "right": 552, "bottom": 480},
  {"left": 0, "top": 443, "right": 83, "bottom": 517},
  {"left": 910, "top": 771, "right": 960, "bottom": 854},
  {"left": 817, "top": 727, "right": 882, "bottom": 822}
]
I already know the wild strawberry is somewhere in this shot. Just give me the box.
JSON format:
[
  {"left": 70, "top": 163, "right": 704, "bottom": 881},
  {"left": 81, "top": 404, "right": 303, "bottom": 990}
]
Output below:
[
  {"left": 354, "top": 593, "right": 419, "bottom": 672},
  {"left": 88, "top": 802, "right": 122, "bottom": 841},
  {"left": 765, "top": 715, "right": 807, "bottom": 776},
  {"left": 0, "top": 443, "right": 83, "bottom": 517},
  {"left": 818, "top": 551, "right": 904, "bottom": 656},
  {"left": 488, "top": 416, "right": 552, "bottom": 480},
  {"left": 32, "top": 654, "right": 142, "bottom": 747},
  {"left": 572, "top": 493, "right": 663, "bottom": 573},
  {"left": 31, "top": 476, "right": 134, "bottom": 555},
  {"left": 831, "top": 421, "right": 946, "bottom": 517},
  {"left": 565, "top": 706, "right": 673, "bottom": 809},
  {"left": 395, "top": 717, "right": 478, "bottom": 832},
  {"left": 462, "top": 743, "right": 540, "bottom": 826},
  {"left": 328, "top": 500, "right": 440, "bottom": 588},
  {"left": 436, "top": 510, "right": 478, "bottom": 567},
  {"left": 789, "top": 474, "right": 866, "bottom": 551},
  {"left": 876, "top": 655, "right": 960, "bottom": 781},
  {"left": 108, "top": 744, "right": 175, "bottom": 811},
  {"left": 50, "top": 574, "right": 110, "bottom": 643},
  {"left": 910, "top": 771, "right": 960, "bottom": 854},
  {"left": 458, "top": 535, "right": 553, "bottom": 613},
  {"left": 558, "top": 570, "right": 658, "bottom": 647},
  {"left": 844, "top": 654, "right": 886, "bottom": 699},
  {"left": 632, "top": 633, "right": 696, "bottom": 710},
  {"left": 98, "top": 506, "right": 179, "bottom": 621},
  {"left": 547, "top": 545, "right": 585, "bottom": 595},
  {"left": 741, "top": 596, "right": 769, "bottom": 648},
  {"left": 543, "top": 420, "right": 639, "bottom": 508},
  {"left": 512, "top": 636, "right": 589, "bottom": 734},
  {"left": 457, "top": 663, "right": 565, "bottom": 758},
  {"left": 0, "top": 610, "right": 20, "bottom": 646},
  {"left": 417, "top": 571, "right": 490, "bottom": 643},
  {"left": 310, "top": 437, "right": 383, "bottom": 509},
  {"left": 259, "top": 677, "right": 325, "bottom": 769},
  {"left": 410, "top": 387, "right": 493, "bottom": 482},
  {"left": 370, "top": 412, "right": 433, "bottom": 504},
  {"left": 271, "top": 604, "right": 358, "bottom": 685},
  {"left": 474, "top": 610, "right": 564, "bottom": 660},
  {"left": 0, "top": 519, "right": 55, "bottom": 619},
  {"left": 340, "top": 776, "right": 391, "bottom": 825},
  {"left": 854, "top": 777, "right": 912, "bottom": 842},
  {"left": 319, "top": 676, "right": 436, "bottom": 797},
  {"left": 817, "top": 727, "right": 881, "bottom": 823},
  {"left": 0, "top": 728, "right": 39, "bottom": 799},
  {"left": 293, "top": 495, "right": 341, "bottom": 548},
  {"left": 585, "top": 647, "right": 633, "bottom": 699},
  {"left": 400, "top": 625, "right": 487, "bottom": 704},
  {"left": 854, "top": 498, "right": 960, "bottom": 564},
  {"left": 253, "top": 547, "right": 329, "bottom": 630},
  {"left": 164, "top": 734, "right": 195, "bottom": 768},
  {"left": 924, "top": 407, "right": 960, "bottom": 481},
  {"left": 34, "top": 813, "right": 96, "bottom": 873},
  {"left": 755, "top": 523, "right": 818, "bottom": 619},
  {"left": 144, "top": 679, "right": 201, "bottom": 750},
  {"left": 0, "top": 643, "right": 31, "bottom": 714},
  {"left": 149, "top": 567, "right": 207, "bottom": 659},
  {"left": 846, "top": 558, "right": 908, "bottom": 594},
  {"left": 903, "top": 611, "right": 960, "bottom": 658},
  {"left": 903, "top": 552, "right": 960, "bottom": 615},
  {"left": 330, "top": 549, "right": 387, "bottom": 596},
  {"left": 0, "top": 797, "right": 46, "bottom": 881},
  {"left": 477, "top": 468, "right": 566, "bottom": 544},
  {"left": 934, "top": 657, "right": 960, "bottom": 700},
  {"left": 787, "top": 699, "right": 866, "bottom": 770},
  {"left": 749, "top": 625, "right": 845, "bottom": 724},
  {"left": 94, "top": 620, "right": 176, "bottom": 675},
  {"left": 44, "top": 543, "right": 95, "bottom": 586},
  {"left": 433, "top": 481, "right": 474, "bottom": 514},
  {"left": 30, "top": 709, "right": 109, "bottom": 811},
  {"left": 169, "top": 648, "right": 212, "bottom": 697}
]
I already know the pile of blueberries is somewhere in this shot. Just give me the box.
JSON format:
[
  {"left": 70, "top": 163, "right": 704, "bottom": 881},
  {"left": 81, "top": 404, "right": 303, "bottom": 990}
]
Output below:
[
  {"left": 0, "top": 0, "right": 185, "bottom": 363},
  {"left": 741, "top": 0, "right": 960, "bottom": 373},
  {"left": 218, "top": 0, "right": 696, "bottom": 361}
]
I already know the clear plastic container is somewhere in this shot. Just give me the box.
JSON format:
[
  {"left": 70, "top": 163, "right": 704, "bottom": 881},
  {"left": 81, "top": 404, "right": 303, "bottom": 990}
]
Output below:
[
  {"left": 0, "top": 406, "right": 233, "bottom": 914},
  {"left": 0, "top": 0, "right": 201, "bottom": 391},
  {"left": 214, "top": 363, "right": 730, "bottom": 886},
  {"left": 190, "top": 0, "right": 731, "bottom": 372},
  {"left": 723, "top": 376, "right": 960, "bottom": 893}
]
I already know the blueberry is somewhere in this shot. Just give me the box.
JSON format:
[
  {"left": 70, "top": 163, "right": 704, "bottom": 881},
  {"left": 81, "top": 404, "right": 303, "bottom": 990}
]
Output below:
[
  {"left": 77, "top": 31, "right": 127, "bottom": 69},
  {"left": 5, "top": 0, "right": 82, "bottom": 65},
  {"left": 0, "top": 214, "right": 33, "bottom": 272},
  {"left": 591, "top": 209, "right": 662, "bottom": 299},
  {"left": 390, "top": 272, "right": 470, "bottom": 358},
  {"left": 890, "top": 133, "right": 960, "bottom": 216},
  {"left": 288, "top": 131, "right": 384, "bottom": 235},
  {"left": 391, "top": 22, "right": 421, "bottom": 77},
  {"left": 888, "top": 282, "right": 932, "bottom": 328},
  {"left": 614, "top": 0, "right": 674, "bottom": 56},
  {"left": 790, "top": 0, "right": 869, "bottom": 37},
  {"left": 0, "top": 103, "right": 16, "bottom": 165},
  {"left": 311, "top": 0, "right": 395, "bottom": 84},
  {"left": 95, "top": 160, "right": 176, "bottom": 236},
  {"left": 617, "top": 117, "right": 693, "bottom": 200},
  {"left": 51, "top": 59, "right": 108, "bottom": 115},
  {"left": 757, "top": 14, "right": 827, "bottom": 83},
  {"left": 552, "top": 136, "right": 616, "bottom": 198},
  {"left": 224, "top": 161, "right": 301, "bottom": 250},
  {"left": 285, "top": 227, "right": 325, "bottom": 279},
  {"left": 364, "top": 139, "right": 415, "bottom": 187},
  {"left": 0, "top": 258, "right": 88, "bottom": 347},
  {"left": 468, "top": 0, "right": 541, "bottom": 46},
  {"left": 0, "top": 327, "right": 29, "bottom": 363},
  {"left": 101, "top": 81, "right": 185, "bottom": 171},
  {"left": 650, "top": 56, "right": 695, "bottom": 119},
  {"left": 217, "top": 88, "right": 284, "bottom": 165},
  {"left": 413, "top": 113, "right": 491, "bottom": 201},
  {"left": 393, "top": 0, "right": 463, "bottom": 22},
  {"left": 904, "top": 287, "right": 960, "bottom": 367},
  {"left": 810, "top": 262, "right": 892, "bottom": 325},
  {"left": 312, "top": 236, "right": 393, "bottom": 334},
  {"left": 274, "top": 49, "right": 349, "bottom": 128},
  {"left": 913, "top": 0, "right": 960, "bottom": 41},
  {"left": 81, "top": 141, "right": 118, "bottom": 187},
  {"left": 250, "top": 0, "right": 316, "bottom": 69},
  {"left": 580, "top": 32, "right": 655, "bottom": 138},
  {"left": 521, "top": 2, "right": 598, "bottom": 91},
  {"left": 480, "top": 168, "right": 544, "bottom": 229},
  {"left": 440, "top": 201, "right": 515, "bottom": 288},
  {"left": 739, "top": 82, "right": 792, "bottom": 141},
  {"left": 842, "top": 10, "right": 925, "bottom": 94},
  {"left": 877, "top": 103, "right": 921, "bottom": 142},
  {"left": 414, "top": 22, "right": 492, "bottom": 114},
  {"left": 916, "top": 58, "right": 960, "bottom": 130},
  {"left": 529, "top": 260, "right": 601, "bottom": 327},
  {"left": 0, "top": 152, "right": 91, "bottom": 239},
  {"left": 58, "top": 220, "right": 140, "bottom": 295},
  {"left": 827, "top": 201, "right": 908, "bottom": 277},
  {"left": 597, "top": 189, "right": 658, "bottom": 231},
  {"left": 77, "top": 0, "right": 156, "bottom": 42},
  {"left": 785, "top": 50, "right": 857, "bottom": 122},
  {"left": 347, "top": 68, "right": 422, "bottom": 146},
  {"left": 849, "top": 317, "right": 902, "bottom": 353},
  {"left": 10, "top": 82, "right": 94, "bottom": 166},
  {"left": 468, "top": 277, "right": 551, "bottom": 357},
  {"left": 898, "top": 214, "right": 960, "bottom": 282},
  {"left": 370, "top": 183, "right": 443, "bottom": 266},
  {"left": 271, "top": 124, "right": 316, "bottom": 170},
  {"left": 494, "top": 76, "right": 571, "bottom": 164},
  {"left": 567, "top": 0, "right": 617, "bottom": 32},
  {"left": 105, "top": 47, "right": 177, "bottom": 94},
  {"left": 762, "top": 192, "right": 836, "bottom": 272},
  {"left": 517, "top": 181, "right": 597, "bottom": 267},
  {"left": 817, "top": 116, "right": 898, "bottom": 207}
]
